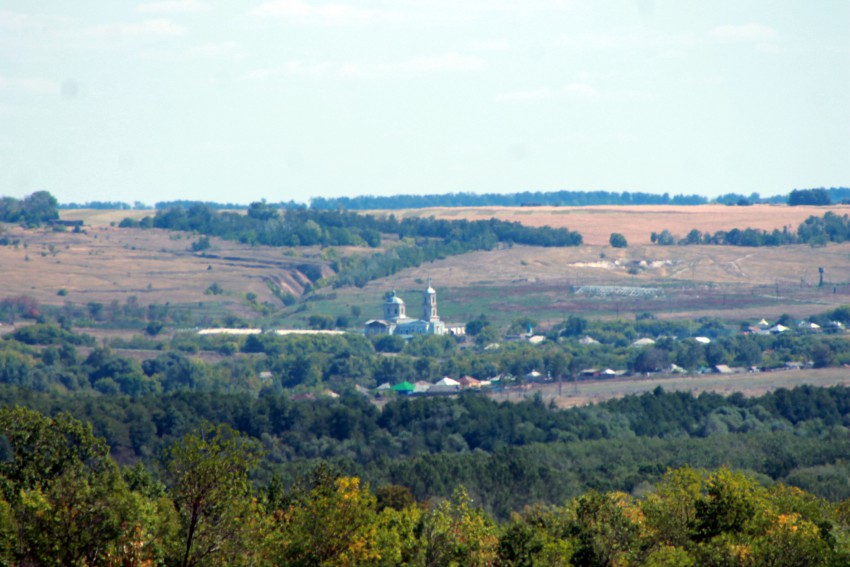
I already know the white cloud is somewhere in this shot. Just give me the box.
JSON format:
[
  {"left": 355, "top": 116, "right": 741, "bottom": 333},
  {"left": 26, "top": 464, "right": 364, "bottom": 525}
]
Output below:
[
  {"left": 89, "top": 18, "right": 186, "bottom": 39},
  {"left": 400, "top": 53, "right": 486, "bottom": 72},
  {"left": 709, "top": 23, "right": 778, "bottom": 43},
  {"left": 470, "top": 39, "right": 510, "bottom": 52},
  {"left": 0, "top": 75, "right": 60, "bottom": 95},
  {"left": 404, "top": 0, "right": 572, "bottom": 22},
  {"left": 562, "top": 83, "right": 599, "bottom": 97},
  {"left": 239, "top": 60, "right": 332, "bottom": 81},
  {"left": 341, "top": 53, "right": 486, "bottom": 77},
  {"left": 496, "top": 84, "right": 596, "bottom": 102},
  {"left": 249, "top": 0, "right": 396, "bottom": 24},
  {"left": 558, "top": 29, "right": 698, "bottom": 53},
  {"left": 495, "top": 87, "right": 556, "bottom": 102},
  {"left": 338, "top": 63, "right": 363, "bottom": 77},
  {"left": 755, "top": 42, "right": 784, "bottom": 54},
  {"left": 193, "top": 41, "right": 241, "bottom": 57},
  {"left": 0, "top": 10, "right": 30, "bottom": 29},
  {"left": 240, "top": 68, "right": 276, "bottom": 81},
  {"left": 239, "top": 52, "right": 485, "bottom": 82},
  {"left": 137, "top": 0, "right": 209, "bottom": 14},
  {"left": 283, "top": 60, "right": 333, "bottom": 76},
  {"left": 496, "top": 82, "right": 650, "bottom": 103},
  {"left": 0, "top": 10, "right": 67, "bottom": 31}
]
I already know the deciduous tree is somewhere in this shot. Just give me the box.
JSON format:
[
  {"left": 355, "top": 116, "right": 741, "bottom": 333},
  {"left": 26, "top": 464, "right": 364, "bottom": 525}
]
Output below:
[{"left": 165, "top": 422, "right": 264, "bottom": 567}]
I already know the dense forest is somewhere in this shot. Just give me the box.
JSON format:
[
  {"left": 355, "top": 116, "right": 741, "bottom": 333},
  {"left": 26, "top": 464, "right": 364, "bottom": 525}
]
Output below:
[
  {"left": 3, "top": 307, "right": 850, "bottom": 520},
  {"left": 3, "top": 393, "right": 850, "bottom": 565},
  {"left": 5, "top": 378, "right": 850, "bottom": 515}
]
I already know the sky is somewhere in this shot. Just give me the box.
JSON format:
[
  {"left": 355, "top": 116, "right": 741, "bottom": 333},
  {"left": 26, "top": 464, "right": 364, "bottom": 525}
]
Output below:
[{"left": 1, "top": 1, "right": 848, "bottom": 206}]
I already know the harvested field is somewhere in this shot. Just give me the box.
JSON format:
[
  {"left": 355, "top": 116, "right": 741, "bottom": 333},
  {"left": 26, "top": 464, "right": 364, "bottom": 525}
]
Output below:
[
  {"left": 380, "top": 204, "right": 850, "bottom": 246},
  {"left": 59, "top": 209, "right": 153, "bottom": 227}
]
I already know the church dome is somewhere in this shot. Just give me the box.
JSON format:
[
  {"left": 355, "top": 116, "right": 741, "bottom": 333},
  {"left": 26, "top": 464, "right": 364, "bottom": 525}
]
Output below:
[{"left": 385, "top": 291, "right": 405, "bottom": 304}]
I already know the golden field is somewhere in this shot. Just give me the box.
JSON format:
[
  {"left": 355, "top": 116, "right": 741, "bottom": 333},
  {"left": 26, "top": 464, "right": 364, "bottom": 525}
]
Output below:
[{"left": 380, "top": 203, "right": 850, "bottom": 246}]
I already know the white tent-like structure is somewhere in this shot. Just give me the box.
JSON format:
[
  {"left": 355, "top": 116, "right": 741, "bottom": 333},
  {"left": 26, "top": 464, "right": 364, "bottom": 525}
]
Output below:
[{"left": 435, "top": 377, "right": 460, "bottom": 387}]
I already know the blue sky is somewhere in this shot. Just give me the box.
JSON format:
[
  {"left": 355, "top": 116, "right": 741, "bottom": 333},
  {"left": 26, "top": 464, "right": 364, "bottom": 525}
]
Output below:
[{"left": 1, "top": 1, "right": 848, "bottom": 205}]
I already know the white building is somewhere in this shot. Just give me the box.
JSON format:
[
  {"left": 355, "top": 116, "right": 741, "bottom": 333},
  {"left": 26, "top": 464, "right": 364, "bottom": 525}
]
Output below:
[{"left": 365, "top": 279, "right": 464, "bottom": 337}]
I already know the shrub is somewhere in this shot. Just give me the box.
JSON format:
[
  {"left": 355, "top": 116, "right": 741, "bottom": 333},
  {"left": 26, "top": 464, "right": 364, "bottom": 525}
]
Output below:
[{"left": 609, "top": 233, "right": 628, "bottom": 248}]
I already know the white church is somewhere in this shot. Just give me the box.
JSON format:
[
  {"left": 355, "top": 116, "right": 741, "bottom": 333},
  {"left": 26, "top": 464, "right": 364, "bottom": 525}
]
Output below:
[{"left": 364, "top": 279, "right": 465, "bottom": 338}]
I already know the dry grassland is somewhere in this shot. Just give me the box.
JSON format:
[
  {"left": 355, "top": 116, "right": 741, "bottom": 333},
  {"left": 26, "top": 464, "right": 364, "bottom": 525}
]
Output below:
[
  {"left": 338, "top": 240, "right": 850, "bottom": 325},
  {"left": 359, "top": 242, "right": 850, "bottom": 288},
  {"left": 0, "top": 224, "right": 330, "bottom": 314}
]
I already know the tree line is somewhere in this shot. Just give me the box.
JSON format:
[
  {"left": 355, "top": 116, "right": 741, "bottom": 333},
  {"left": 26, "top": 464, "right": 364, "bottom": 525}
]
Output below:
[
  {"left": 651, "top": 210, "right": 850, "bottom": 248},
  {"left": 42, "top": 185, "right": 850, "bottom": 213},
  {"left": 310, "top": 187, "right": 850, "bottom": 210},
  {"left": 310, "top": 189, "right": 710, "bottom": 209},
  {"left": 122, "top": 204, "right": 582, "bottom": 249},
  {"left": 0, "top": 191, "right": 59, "bottom": 226}
]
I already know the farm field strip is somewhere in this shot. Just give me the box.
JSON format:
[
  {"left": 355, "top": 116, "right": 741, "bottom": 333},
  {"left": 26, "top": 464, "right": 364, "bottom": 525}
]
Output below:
[
  {"left": 491, "top": 367, "right": 850, "bottom": 408},
  {"left": 375, "top": 204, "right": 850, "bottom": 246}
]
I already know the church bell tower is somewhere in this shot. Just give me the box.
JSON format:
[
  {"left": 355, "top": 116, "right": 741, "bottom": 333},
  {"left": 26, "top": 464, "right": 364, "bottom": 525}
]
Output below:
[{"left": 422, "top": 278, "right": 439, "bottom": 322}]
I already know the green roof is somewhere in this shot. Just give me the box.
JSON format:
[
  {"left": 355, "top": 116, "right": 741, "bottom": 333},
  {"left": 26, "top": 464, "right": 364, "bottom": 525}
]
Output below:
[{"left": 391, "top": 381, "right": 415, "bottom": 392}]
